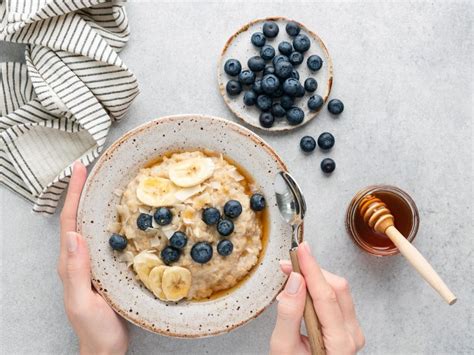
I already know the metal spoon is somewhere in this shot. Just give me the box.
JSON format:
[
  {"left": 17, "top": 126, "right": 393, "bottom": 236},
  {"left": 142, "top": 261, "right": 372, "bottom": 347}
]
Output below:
[{"left": 275, "top": 171, "right": 326, "bottom": 355}]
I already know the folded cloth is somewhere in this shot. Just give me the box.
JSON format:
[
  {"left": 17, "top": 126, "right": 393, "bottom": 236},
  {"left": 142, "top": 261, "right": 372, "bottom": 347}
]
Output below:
[{"left": 0, "top": 0, "right": 139, "bottom": 214}]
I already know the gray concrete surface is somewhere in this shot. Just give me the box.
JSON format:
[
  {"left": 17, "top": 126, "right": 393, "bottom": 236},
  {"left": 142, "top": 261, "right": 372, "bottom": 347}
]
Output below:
[{"left": 1, "top": 1, "right": 472, "bottom": 354}]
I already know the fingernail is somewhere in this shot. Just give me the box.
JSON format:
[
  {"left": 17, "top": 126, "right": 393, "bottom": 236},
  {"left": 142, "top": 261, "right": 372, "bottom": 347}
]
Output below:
[
  {"left": 66, "top": 232, "right": 78, "bottom": 253},
  {"left": 279, "top": 260, "right": 291, "bottom": 268},
  {"left": 285, "top": 272, "right": 302, "bottom": 295},
  {"left": 301, "top": 241, "right": 312, "bottom": 255}
]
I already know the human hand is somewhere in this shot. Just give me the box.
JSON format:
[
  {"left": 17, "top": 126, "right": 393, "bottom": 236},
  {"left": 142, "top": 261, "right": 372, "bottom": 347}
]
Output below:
[
  {"left": 270, "top": 241, "right": 365, "bottom": 355},
  {"left": 58, "top": 162, "right": 129, "bottom": 355}
]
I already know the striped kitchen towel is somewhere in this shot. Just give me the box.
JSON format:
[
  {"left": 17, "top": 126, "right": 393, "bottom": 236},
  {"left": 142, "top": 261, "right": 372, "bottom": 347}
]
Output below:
[{"left": 0, "top": 0, "right": 139, "bottom": 214}]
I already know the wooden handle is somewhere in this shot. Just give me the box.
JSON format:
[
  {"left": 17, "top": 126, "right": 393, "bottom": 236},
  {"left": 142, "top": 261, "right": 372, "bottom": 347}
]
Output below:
[
  {"left": 290, "top": 249, "right": 326, "bottom": 355},
  {"left": 385, "top": 226, "right": 457, "bottom": 305}
]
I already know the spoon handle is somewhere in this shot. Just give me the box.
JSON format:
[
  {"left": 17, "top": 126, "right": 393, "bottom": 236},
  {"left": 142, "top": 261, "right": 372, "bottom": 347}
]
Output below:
[{"left": 289, "top": 249, "right": 326, "bottom": 355}]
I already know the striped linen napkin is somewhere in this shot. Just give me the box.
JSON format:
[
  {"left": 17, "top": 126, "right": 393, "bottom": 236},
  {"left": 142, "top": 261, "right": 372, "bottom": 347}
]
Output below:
[{"left": 0, "top": 0, "right": 139, "bottom": 214}]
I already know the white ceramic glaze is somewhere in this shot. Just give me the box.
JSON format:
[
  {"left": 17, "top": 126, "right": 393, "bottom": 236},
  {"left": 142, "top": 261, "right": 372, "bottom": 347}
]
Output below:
[
  {"left": 218, "top": 17, "right": 333, "bottom": 132},
  {"left": 77, "top": 114, "right": 293, "bottom": 338}
]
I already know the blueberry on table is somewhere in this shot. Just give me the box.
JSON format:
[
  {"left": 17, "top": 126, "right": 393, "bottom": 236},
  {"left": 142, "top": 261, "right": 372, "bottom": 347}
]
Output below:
[
  {"left": 191, "top": 242, "right": 213, "bottom": 264},
  {"left": 263, "top": 65, "right": 275, "bottom": 76},
  {"left": 256, "top": 94, "right": 273, "bottom": 111},
  {"left": 307, "top": 55, "right": 323, "bottom": 71},
  {"left": 217, "top": 219, "right": 235, "bottom": 236},
  {"left": 280, "top": 95, "right": 294, "bottom": 110},
  {"left": 290, "top": 69, "right": 300, "bottom": 80},
  {"left": 250, "top": 193, "right": 266, "bottom": 211},
  {"left": 271, "top": 86, "right": 284, "bottom": 98},
  {"left": 224, "top": 200, "right": 243, "bottom": 218},
  {"left": 293, "top": 34, "right": 311, "bottom": 53},
  {"left": 136, "top": 213, "right": 153, "bottom": 231},
  {"left": 251, "top": 32, "right": 266, "bottom": 47},
  {"left": 161, "top": 246, "right": 180, "bottom": 264},
  {"left": 217, "top": 239, "right": 234, "bottom": 256},
  {"left": 263, "top": 21, "right": 279, "bottom": 38},
  {"left": 328, "top": 99, "right": 344, "bottom": 114},
  {"left": 275, "top": 61, "right": 293, "bottom": 79},
  {"left": 109, "top": 234, "right": 127, "bottom": 251},
  {"left": 259, "top": 112, "right": 275, "bottom": 128},
  {"left": 154, "top": 207, "right": 173, "bottom": 226},
  {"left": 286, "top": 107, "right": 305, "bottom": 125},
  {"left": 248, "top": 56, "right": 266, "bottom": 72},
  {"left": 261, "top": 74, "right": 280, "bottom": 94},
  {"left": 286, "top": 21, "right": 301, "bottom": 37},
  {"left": 308, "top": 95, "right": 324, "bottom": 111},
  {"left": 202, "top": 207, "right": 221, "bottom": 225},
  {"left": 289, "top": 51, "right": 304, "bottom": 66},
  {"left": 278, "top": 41, "right": 293, "bottom": 55},
  {"left": 282, "top": 78, "right": 300, "bottom": 96},
  {"left": 224, "top": 59, "right": 242, "bottom": 76},
  {"left": 300, "top": 136, "right": 316, "bottom": 153},
  {"left": 321, "top": 158, "right": 336, "bottom": 174},
  {"left": 226, "top": 80, "right": 242, "bottom": 96},
  {"left": 170, "top": 231, "right": 188, "bottom": 249},
  {"left": 271, "top": 103, "right": 286, "bottom": 118},
  {"left": 238, "top": 70, "right": 256, "bottom": 85},
  {"left": 272, "top": 54, "right": 289, "bottom": 67},
  {"left": 295, "top": 84, "right": 305, "bottom": 98},
  {"left": 304, "top": 78, "right": 318, "bottom": 92},
  {"left": 243, "top": 91, "right": 257, "bottom": 106},
  {"left": 260, "top": 45, "right": 276, "bottom": 61},
  {"left": 252, "top": 78, "right": 263, "bottom": 94},
  {"left": 317, "top": 132, "right": 335, "bottom": 150}
]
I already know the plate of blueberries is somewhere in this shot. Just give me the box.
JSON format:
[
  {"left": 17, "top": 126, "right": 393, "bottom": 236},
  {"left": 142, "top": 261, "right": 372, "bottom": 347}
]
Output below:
[{"left": 219, "top": 17, "right": 334, "bottom": 131}]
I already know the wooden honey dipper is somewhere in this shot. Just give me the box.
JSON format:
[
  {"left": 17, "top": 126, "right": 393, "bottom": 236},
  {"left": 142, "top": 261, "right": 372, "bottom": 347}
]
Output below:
[{"left": 359, "top": 195, "right": 457, "bottom": 305}]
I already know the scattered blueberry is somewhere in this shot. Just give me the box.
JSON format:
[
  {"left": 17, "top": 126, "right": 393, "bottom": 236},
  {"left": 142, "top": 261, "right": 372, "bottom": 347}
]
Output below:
[
  {"left": 252, "top": 78, "right": 263, "bottom": 94},
  {"left": 256, "top": 95, "right": 272, "bottom": 111},
  {"left": 154, "top": 207, "right": 172, "bottom": 226},
  {"left": 278, "top": 41, "right": 293, "bottom": 55},
  {"left": 285, "top": 21, "right": 301, "bottom": 37},
  {"left": 289, "top": 51, "right": 304, "bottom": 65},
  {"left": 261, "top": 74, "right": 280, "bottom": 94},
  {"left": 263, "top": 65, "right": 275, "bottom": 76},
  {"left": 275, "top": 61, "right": 293, "bottom": 79},
  {"left": 259, "top": 111, "right": 275, "bottom": 128},
  {"left": 295, "top": 84, "right": 305, "bottom": 97},
  {"left": 271, "top": 103, "right": 286, "bottom": 118},
  {"left": 290, "top": 69, "right": 300, "bottom": 80},
  {"left": 136, "top": 213, "right": 153, "bottom": 231},
  {"left": 321, "top": 158, "right": 336, "bottom": 174},
  {"left": 263, "top": 21, "right": 279, "bottom": 38},
  {"left": 271, "top": 86, "right": 284, "bottom": 98},
  {"left": 217, "top": 219, "right": 234, "bottom": 236},
  {"left": 109, "top": 234, "right": 127, "bottom": 251},
  {"left": 328, "top": 99, "right": 344, "bottom": 115},
  {"left": 250, "top": 193, "right": 266, "bottom": 211},
  {"left": 280, "top": 95, "right": 294, "bottom": 110},
  {"left": 282, "top": 78, "right": 300, "bottom": 96},
  {"left": 169, "top": 231, "right": 188, "bottom": 250},
  {"left": 161, "top": 246, "right": 180, "bottom": 264},
  {"left": 286, "top": 107, "right": 305, "bottom": 125},
  {"left": 226, "top": 80, "right": 242, "bottom": 96},
  {"left": 243, "top": 90, "right": 257, "bottom": 106},
  {"left": 238, "top": 70, "right": 256, "bottom": 85},
  {"left": 307, "top": 55, "right": 323, "bottom": 71},
  {"left": 224, "top": 59, "right": 242, "bottom": 76},
  {"left": 248, "top": 56, "right": 265, "bottom": 72},
  {"left": 272, "top": 54, "right": 289, "bottom": 67},
  {"left": 308, "top": 94, "right": 324, "bottom": 111},
  {"left": 260, "top": 45, "right": 276, "bottom": 61},
  {"left": 300, "top": 136, "right": 317, "bottom": 152},
  {"left": 317, "top": 132, "right": 335, "bottom": 150},
  {"left": 202, "top": 207, "right": 221, "bottom": 225},
  {"left": 191, "top": 242, "right": 213, "bottom": 264},
  {"left": 304, "top": 78, "right": 318, "bottom": 92},
  {"left": 293, "top": 34, "right": 311, "bottom": 53},
  {"left": 224, "top": 200, "right": 243, "bottom": 218},
  {"left": 251, "top": 32, "right": 266, "bottom": 47},
  {"left": 217, "top": 239, "right": 234, "bottom": 256}
]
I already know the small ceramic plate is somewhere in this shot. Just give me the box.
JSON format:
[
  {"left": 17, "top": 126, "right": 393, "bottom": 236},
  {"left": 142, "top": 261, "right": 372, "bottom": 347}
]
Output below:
[
  {"left": 218, "top": 16, "right": 333, "bottom": 132},
  {"left": 77, "top": 115, "right": 293, "bottom": 338}
]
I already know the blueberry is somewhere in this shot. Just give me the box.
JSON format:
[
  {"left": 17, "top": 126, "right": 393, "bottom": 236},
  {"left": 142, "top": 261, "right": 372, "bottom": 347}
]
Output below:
[
  {"left": 217, "top": 219, "right": 234, "bottom": 236},
  {"left": 295, "top": 84, "right": 305, "bottom": 97},
  {"left": 243, "top": 91, "right": 257, "bottom": 106},
  {"left": 304, "top": 78, "right": 318, "bottom": 92},
  {"left": 263, "top": 65, "right": 275, "bottom": 76},
  {"left": 202, "top": 207, "right": 221, "bottom": 225},
  {"left": 169, "top": 231, "right": 188, "bottom": 249},
  {"left": 259, "top": 112, "right": 275, "bottom": 128},
  {"left": 286, "top": 21, "right": 301, "bottom": 37},
  {"left": 251, "top": 32, "right": 266, "bottom": 47},
  {"left": 154, "top": 207, "right": 172, "bottom": 226},
  {"left": 272, "top": 55, "right": 289, "bottom": 67},
  {"left": 293, "top": 34, "right": 311, "bottom": 53},
  {"left": 300, "top": 136, "right": 316, "bottom": 152},
  {"left": 271, "top": 103, "right": 286, "bottom": 118},
  {"left": 321, "top": 158, "right": 336, "bottom": 174},
  {"left": 247, "top": 56, "right": 265, "bottom": 72},
  {"left": 252, "top": 78, "right": 263, "bottom": 94},
  {"left": 282, "top": 78, "right": 300, "bottom": 96},
  {"left": 308, "top": 95, "right": 324, "bottom": 111},
  {"left": 280, "top": 95, "right": 294, "bottom": 110},
  {"left": 224, "top": 59, "right": 242, "bottom": 76},
  {"left": 286, "top": 107, "right": 305, "bottom": 125},
  {"left": 307, "top": 55, "right": 323, "bottom": 71},
  {"left": 224, "top": 200, "right": 243, "bottom": 218},
  {"left": 317, "top": 132, "right": 335, "bottom": 150},
  {"left": 278, "top": 41, "right": 293, "bottom": 55},
  {"left": 250, "top": 193, "right": 266, "bottom": 211},
  {"left": 191, "top": 242, "right": 213, "bottom": 264},
  {"left": 217, "top": 239, "right": 234, "bottom": 256},
  {"left": 161, "top": 246, "right": 180, "bottom": 264},
  {"left": 136, "top": 213, "right": 153, "bottom": 231},
  {"left": 290, "top": 69, "right": 300, "bottom": 80},
  {"left": 226, "top": 80, "right": 242, "bottom": 96},
  {"left": 238, "top": 70, "right": 256, "bottom": 85},
  {"left": 271, "top": 86, "right": 284, "bottom": 98},
  {"left": 109, "top": 233, "right": 127, "bottom": 251},
  {"left": 289, "top": 51, "right": 304, "bottom": 66},
  {"left": 260, "top": 45, "right": 276, "bottom": 61},
  {"left": 261, "top": 74, "right": 280, "bottom": 94},
  {"left": 263, "top": 21, "right": 279, "bottom": 38},
  {"left": 275, "top": 61, "right": 293, "bottom": 79},
  {"left": 328, "top": 99, "right": 344, "bottom": 114},
  {"left": 256, "top": 95, "right": 272, "bottom": 111}
]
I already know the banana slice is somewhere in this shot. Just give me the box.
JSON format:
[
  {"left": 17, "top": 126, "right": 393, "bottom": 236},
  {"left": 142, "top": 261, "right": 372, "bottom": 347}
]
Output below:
[
  {"left": 169, "top": 158, "right": 215, "bottom": 187},
  {"left": 136, "top": 176, "right": 178, "bottom": 207},
  {"left": 161, "top": 266, "right": 192, "bottom": 301},
  {"left": 148, "top": 265, "right": 168, "bottom": 301},
  {"left": 133, "top": 251, "right": 162, "bottom": 288}
]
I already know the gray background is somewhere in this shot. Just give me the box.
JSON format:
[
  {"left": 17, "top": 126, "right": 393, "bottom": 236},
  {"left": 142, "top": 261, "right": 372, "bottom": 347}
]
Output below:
[{"left": 1, "top": 1, "right": 472, "bottom": 354}]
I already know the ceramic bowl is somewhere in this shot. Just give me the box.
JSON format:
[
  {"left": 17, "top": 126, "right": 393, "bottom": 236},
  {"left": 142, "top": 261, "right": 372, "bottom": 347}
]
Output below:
[
  {"left": 77, "top": 114, "right": 293, "bottom": 338},
  {"left": 218, "top": 16, "right": 333, "bottom": 132}
]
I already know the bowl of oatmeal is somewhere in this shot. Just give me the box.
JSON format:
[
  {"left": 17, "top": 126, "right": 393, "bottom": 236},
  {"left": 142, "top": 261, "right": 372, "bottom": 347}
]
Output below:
[{"left": 77, "top": 114, "right": 294, "bottom": 337}]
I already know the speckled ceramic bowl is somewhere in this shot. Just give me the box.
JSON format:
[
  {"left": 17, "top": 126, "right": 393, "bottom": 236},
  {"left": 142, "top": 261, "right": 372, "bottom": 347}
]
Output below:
[
  {"left": 218, "top": 16, "right": 333, "bottom": 132},
  {"left": 77, "top": 114, "right": 294, "bottom": 338}
]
